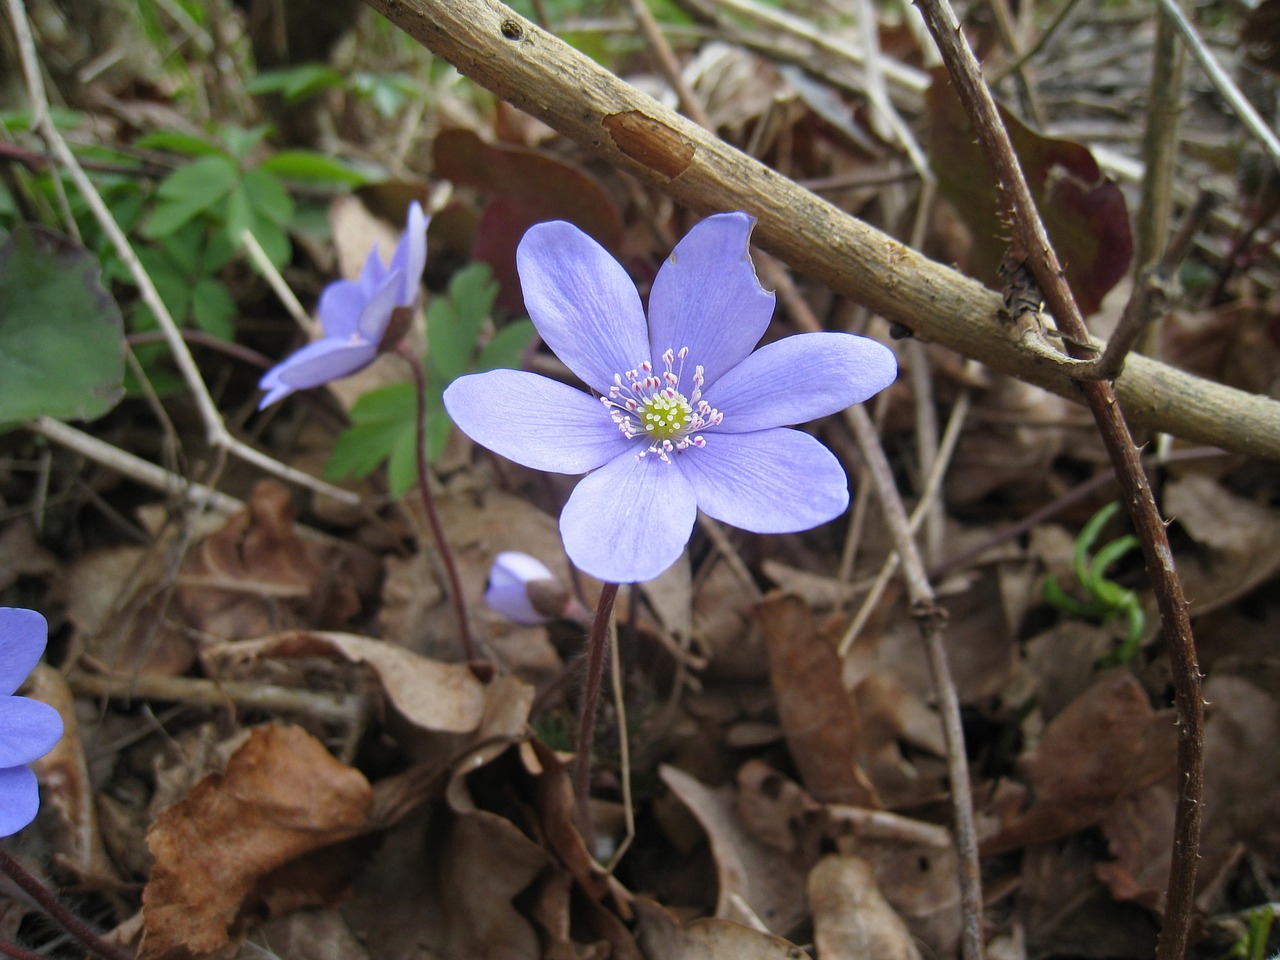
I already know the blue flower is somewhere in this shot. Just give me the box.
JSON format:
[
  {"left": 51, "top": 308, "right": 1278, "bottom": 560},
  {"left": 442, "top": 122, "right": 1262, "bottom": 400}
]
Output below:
[
  {"left": 0, "top": 607, "right": 64, "bottom": 837},
  {"left": 485, "top": 552, "right": 562, "bottom": 625},
  {"left": 443, "top": 213, "right": 897, "bottom": 583},
  {"left": 259, "top": 202, "right": 428, "bottom": 408}
]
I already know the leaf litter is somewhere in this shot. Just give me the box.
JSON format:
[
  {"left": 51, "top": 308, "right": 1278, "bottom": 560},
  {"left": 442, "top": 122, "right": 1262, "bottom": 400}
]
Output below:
[{"left": 3, "top": 2, "right": 1280, "bottom": 959}]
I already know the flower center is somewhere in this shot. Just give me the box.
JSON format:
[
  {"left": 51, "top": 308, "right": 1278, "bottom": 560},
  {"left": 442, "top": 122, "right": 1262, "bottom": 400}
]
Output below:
[{"left": 602, "top": 347, "right": 723, "bottom": 462}]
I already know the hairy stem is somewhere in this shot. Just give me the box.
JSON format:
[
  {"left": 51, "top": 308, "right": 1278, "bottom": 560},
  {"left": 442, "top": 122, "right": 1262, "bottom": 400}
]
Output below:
[
  {"left": 0, "top": 850, "right": 134, "bottom": 960},
  {"left": 912, "top": 3, "right": 1203, "bottom": 957},
  {"left": 400, "top": 346, "right": 477, "bottom": 664},
  {"left": 574, "top": 581, "right": 620, "bottom": 848}
]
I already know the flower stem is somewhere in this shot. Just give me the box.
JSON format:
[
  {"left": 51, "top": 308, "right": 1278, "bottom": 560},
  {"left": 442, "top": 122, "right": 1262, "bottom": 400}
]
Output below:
[
  {"left": 398, "top": 346, "right": 477, "bottom": 665},
  {"left": 0, "top": 849, "right": 134, "bottom": 960},
  {"left": 573, "top": 581, "right": 620, "bottom": 849}
]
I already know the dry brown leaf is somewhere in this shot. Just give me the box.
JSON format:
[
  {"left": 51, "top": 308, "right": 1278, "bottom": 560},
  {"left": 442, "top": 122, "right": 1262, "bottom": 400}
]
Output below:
[
  {"left": 141, "top": 724, "right": 374, "bottom": 960},
  {"left": 983, "top": 671, "right": 1177, "bottom": 854},
  {"left": 808, "top": 854, "right": 922, "bottom": 960},
  {"left": 1165, "top": 473, "right": 1280, "bottom": 615},
  {"left": 634, "top": 898, "right": 811, "bottom": 960},
  {"left": 176, "top": 480, "right": 379, "bottom": 642},
  {"left": 660, "top": 764, "right": 810, "bottom": 937},
  {"left": 26, "top": 664, "right": 116, "bottom": 882},
  {"left": 755, "top": 592, "right": 879, "bottom": 806},
  {"left": 735, "top": 760, "right": 824, "bottom": 854},
  {"left": 343, "top": 805, "right": 549, "bottom": 960},
  {"left": 205, "top": 630, "right": 517, "bottom": 735}
]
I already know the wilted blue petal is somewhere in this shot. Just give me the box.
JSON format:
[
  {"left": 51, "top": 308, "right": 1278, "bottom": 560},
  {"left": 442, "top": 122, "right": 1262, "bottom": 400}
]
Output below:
[
  {"left": 646, "top": 213, "right": 776, "bottom": 390},
  {"left": 0, "top": 697, "right": 62, "bottom": 767},
  {"left": 259, "top": 337, "right": 379, "bottom": 408},
  {"left": 560, "top": 453, "right": 697, "bottom": 583},
  {"left": 704, "top": 332, "right": 898, "bottom": 433},
  {"left": 0, "top": 765, "right": 40, "bottom": 838},
  {"left": 517, "top": 222, "right": 650, "bottom": 395},
  {"left": 444, "top": 370, "right": 632, "bottom": 473},
  {"left": 0, "top": 607, "right": 46, "bottom": 696},
  {"left": 679, "top": 429, "right": 849, "bottom": 532}
]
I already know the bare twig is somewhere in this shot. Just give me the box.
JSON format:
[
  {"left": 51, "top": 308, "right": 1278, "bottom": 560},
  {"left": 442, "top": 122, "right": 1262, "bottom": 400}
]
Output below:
[
  {"left": 846, "top": 404, "right": 985, "bottom": 960},
  {"left": 1150, "top": 0, "right": 1280, "bottom": 168},
  {"left": 30, "top": 417, "right": 243, "bottom": 515},
  {"left": 911, "top": 3, "right": 1203, "bottom": 957}
]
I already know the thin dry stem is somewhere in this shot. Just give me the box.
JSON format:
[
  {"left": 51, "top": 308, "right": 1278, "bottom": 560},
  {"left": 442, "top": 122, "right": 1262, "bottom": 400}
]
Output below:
[{"left": 847, "top": 405, "right": 985, "bottom": 960}]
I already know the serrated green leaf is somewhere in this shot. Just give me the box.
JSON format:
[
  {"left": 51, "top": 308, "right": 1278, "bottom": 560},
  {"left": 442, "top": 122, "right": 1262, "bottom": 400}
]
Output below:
[
  {"left": 0, "top": 225, "right": 124, "bottom": 423},
  {"left": 223, "top": 184, "right": 254, "bottom": 247},
  {"left": 241, "top": 167, "right": 295, "bottom": 225},
  {"left": 191, "top": 277, "right": 236, "bottom": 339},
  {"left": 146, "top": 156, "right": 238, "bottom": 237},
  {"left": 427, "top": 264, "right": 496, "bottom": 381},
  {"left": 476, "top": 318, "right": 535, "bottom": 372},
  {"left": 326, "top": 382, "right": 418, "bottom": 484}
]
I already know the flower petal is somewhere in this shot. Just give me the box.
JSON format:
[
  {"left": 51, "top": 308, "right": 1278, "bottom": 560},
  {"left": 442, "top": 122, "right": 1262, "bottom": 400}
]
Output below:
[
  {"left": 0, "top": 696, "right": 62, "bottom": 767},
  {"left": 0, "top": 764, "right": 39, "bottom": 838},
  {"left": 388, "top": 201, "right": 427, "bottom": 306},
  {"left": 316, "top": 278, "right": 365, "bottom": 339},
  {"left": 355, "top": 267, "right": 406, "bottom": 342},
  {"left": 517, "top": 221, "right": 650, "bottom": 394},
  {"left": 646, "top": 213, "right": 776, "bottom": 389},
  {"left": 704, "top": 332, "right": 897, "bottom": 433},
  {"left": 679, "top": 429, "right": 849, "bottom": 533},
  {"left": 258, "top": 338, "right": 378, "bottom": 408},
  {"left": 560, "top": 453, "right": 697, "bottom": 583},
  {"left": 443, "top": 370, "right": 633, "bottom": 473},
  {"left": 0, "top": 608, "right": 46, "bottom": 696}
]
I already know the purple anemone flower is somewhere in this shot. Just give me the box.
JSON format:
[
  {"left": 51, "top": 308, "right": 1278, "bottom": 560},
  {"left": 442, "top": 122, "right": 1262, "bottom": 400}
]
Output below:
[
  {"left": 0, "top": 607, "right": 64, "bottom": 837},
  {"left": 259, "top": 201, "right": 428, "bottom": 408},
  {"left": 443, "top": 212, "right": 897, "bottom": 584}
]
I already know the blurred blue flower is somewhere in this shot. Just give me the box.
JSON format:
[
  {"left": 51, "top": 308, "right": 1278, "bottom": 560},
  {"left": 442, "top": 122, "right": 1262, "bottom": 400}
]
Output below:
[
  {"left": 260, "top": 201, "right": 428, "bottom": 408},
  {"left": 444, "top": 213, "right": 897, "bottom": 583},
  {"left": 0, "top": 607, "right": 64, "bottom": 837}
]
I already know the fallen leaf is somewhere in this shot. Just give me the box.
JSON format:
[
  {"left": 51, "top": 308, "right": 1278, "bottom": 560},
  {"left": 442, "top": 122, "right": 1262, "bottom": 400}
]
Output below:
[
  {"left": 141, "top": 724, "right": 374, "bottom": 960},
  {"left": 660, "top": 764, "right": 810, "bottom": 937},
  {"left": 808, "top": 854, "right": 922, "bottom": 960},
  {"left": 634, "top": 898, "right": 811, "bottom": 960},
  {"left": 755, "top": 592, "right": 879, "bottom": 806},
  {"left": 983, "top": 671, "right": 1177, "bottom": 854}
]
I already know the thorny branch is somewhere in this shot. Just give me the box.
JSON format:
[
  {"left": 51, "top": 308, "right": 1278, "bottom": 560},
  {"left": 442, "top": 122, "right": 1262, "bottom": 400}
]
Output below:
[{"left": 911, "top": 3, "right": 1204, "bottom": 959}]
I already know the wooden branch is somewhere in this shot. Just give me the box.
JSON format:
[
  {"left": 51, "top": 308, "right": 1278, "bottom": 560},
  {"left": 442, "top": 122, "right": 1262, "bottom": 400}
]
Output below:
[{"left": 364, "top": 0, "right": 1280, "bottom": 459}]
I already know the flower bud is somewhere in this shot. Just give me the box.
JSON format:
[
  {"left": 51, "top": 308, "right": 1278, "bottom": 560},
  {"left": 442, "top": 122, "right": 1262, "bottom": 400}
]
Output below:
[{"left": 485, "top": 552, "right": 570, "bottom": 625}]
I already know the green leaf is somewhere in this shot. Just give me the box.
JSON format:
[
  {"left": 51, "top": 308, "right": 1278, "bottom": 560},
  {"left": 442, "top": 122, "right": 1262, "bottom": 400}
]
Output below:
[
  {"left": 260, "top": 150, "right": 373, "bottom": 187},
  {"left": 476, "top": 318, "right": 535, "bottom": 372},
  {"left": 191, "top": 277, "right": 236, "bottom": 339},
  {"left": 146, "top": 155, "right": 238, "bottom": 237},
  {"left": 246, "top": 64, "right": 343, "bottom": 102},
  {"left": 427, "top": 263, "right": 497, "bottom": 381},
  {"left": 220, "top": 125, "right": 271, "bottom": 162},
  {"left": 0, "top": 225, "right": 124, "bottom": 423},
  {"left": 134, "top": 130, "right": 222, "bottom": 156},
  {"left": 326, "top": 382, "right": 417, "bottom": 484},
  {"left": 241, "top": 167, "right": 296, "bottom": 225}
]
